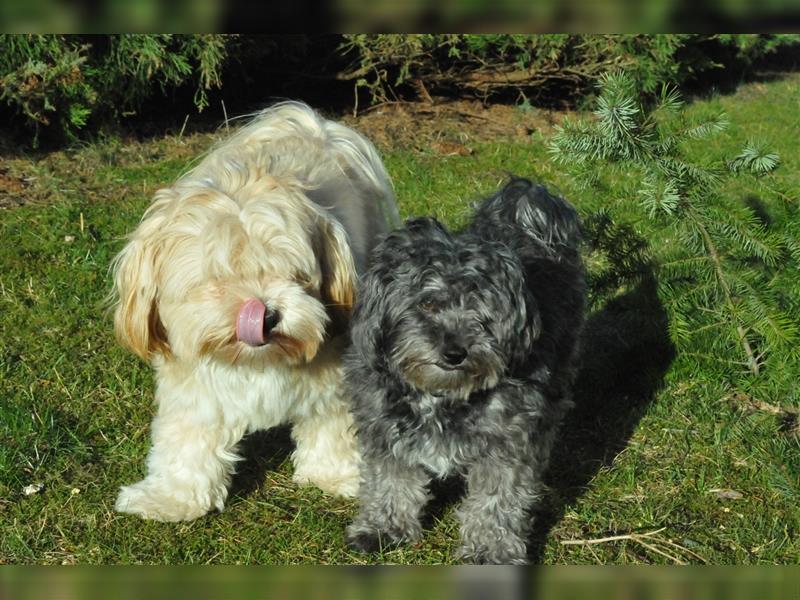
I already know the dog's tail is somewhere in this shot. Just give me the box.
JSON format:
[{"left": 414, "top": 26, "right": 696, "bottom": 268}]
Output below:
[{"left": 470, "top": 177, "right": 582, "bottom": 254}]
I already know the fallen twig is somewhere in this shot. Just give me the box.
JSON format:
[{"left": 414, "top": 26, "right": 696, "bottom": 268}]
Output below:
[
  {"left": 561, "top": 527, "right": 705, "bottom": 565},
  {"left": 560, "top": 527, "right": 666, "bottom": 545}
]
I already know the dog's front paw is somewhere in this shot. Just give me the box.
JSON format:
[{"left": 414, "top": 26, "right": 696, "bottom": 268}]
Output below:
[
  {"left": 458, "top": 541, "right": 528, "bottom": 565},
  {"left": 346, "top": 521, "right": 420, "bottom": 554},
  {"left": 115, "top": 479, "right": 222, "bottom": 522},
  {"left": 326, "top": 473, "right": 360, "bottom": 498},
  {"left": 293, "top": 468, "right": 360, "bottom": 498},
  {"left": 346, "top": 529, "right": 383, "bottom": 553}
]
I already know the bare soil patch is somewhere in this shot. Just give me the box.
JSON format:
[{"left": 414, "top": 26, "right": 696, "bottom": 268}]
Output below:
[
  {"left": 340, "top": 99, "right": 571, "bottom": 152},
  {"left": 0, "top": 166, "right": 30, "bottom": 209},
  {"left": 0, "top": 100, "right": 572, "bottom": 210}
]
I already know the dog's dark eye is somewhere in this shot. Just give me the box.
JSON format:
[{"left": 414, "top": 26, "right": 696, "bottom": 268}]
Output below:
[{"left": 419, "top": 301, "right": 439, "bottom": 314}]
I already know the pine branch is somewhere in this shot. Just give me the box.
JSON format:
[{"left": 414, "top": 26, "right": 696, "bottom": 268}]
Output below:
[
  {"left": 549, "top": 69, "right": 795, "bottom": 378},
  {"left": 688, "top": 207, "right": 760, "bottom": 375},
  {"left": 702, "top": 203, "right": 785, "bottom": 266},
  {"left": 729, "top": 140, "right": 780, "bottom": 175}
]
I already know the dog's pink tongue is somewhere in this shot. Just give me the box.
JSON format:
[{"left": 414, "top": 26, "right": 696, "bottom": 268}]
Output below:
[{"left": 237, "top": 298, "right": 267, "bottom": 346}]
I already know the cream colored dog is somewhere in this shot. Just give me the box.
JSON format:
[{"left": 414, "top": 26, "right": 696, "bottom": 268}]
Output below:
[{"left": 111, "top": 102, "right": 398, "bottom": 521}]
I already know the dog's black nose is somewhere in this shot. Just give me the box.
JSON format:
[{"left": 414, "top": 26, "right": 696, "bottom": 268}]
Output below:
[
  {"left": 263, "top": 309, "right": 280, "bottom": 336},
  {"left": 442, "top": 345, "right": 467, "bottom": 366}
]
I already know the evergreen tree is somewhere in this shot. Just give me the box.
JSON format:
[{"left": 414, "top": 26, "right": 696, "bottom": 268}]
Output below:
[{"left": 549, "top": 71, "right": 798, "bottom": 376}]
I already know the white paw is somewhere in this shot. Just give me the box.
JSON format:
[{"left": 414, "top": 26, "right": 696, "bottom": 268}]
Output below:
[
  {"left": 115, "top": 478, "right": 223, "bottom": 522},
  {"left": 292, "top": 468, "right": 360, "bottom": 498},
  {"left": 329, "top": 473, "right": 360, "bottom": 498}
]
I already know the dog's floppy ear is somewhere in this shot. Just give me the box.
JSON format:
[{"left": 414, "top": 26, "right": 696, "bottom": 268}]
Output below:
[
  {"left": 317, "top": 217, "right": 358, "bottom": 314},
  {"left": 112, "top": 235, "right": 171, "bottom": 361}
]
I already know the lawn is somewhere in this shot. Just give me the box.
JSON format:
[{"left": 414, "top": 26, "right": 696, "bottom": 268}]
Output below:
[{"left": 0, "top": 73, "right": 797, "bottom": 564}]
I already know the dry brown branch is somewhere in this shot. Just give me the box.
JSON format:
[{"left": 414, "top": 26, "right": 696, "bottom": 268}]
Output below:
[
  {"left": 726, "top": 391, "right": 798, "bottom": 416},
  {"left": 336, "top": 52, "right": 636, "bottom": 100}
]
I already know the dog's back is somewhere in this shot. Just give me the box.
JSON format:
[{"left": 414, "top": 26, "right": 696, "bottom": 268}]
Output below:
[
  {"left": 468, "top": 177, "right": 581, "bottom": 261},
  {"left": 175, "top": 101, "right": 399, "bottom": 274},
  {"left": 469, "top": 177, "right": 585, "bottom": 393}
]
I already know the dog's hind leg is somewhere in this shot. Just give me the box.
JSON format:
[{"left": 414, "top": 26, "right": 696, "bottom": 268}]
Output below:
[{"left": 346, "top": 455, "right": 431, "bottom": 553}]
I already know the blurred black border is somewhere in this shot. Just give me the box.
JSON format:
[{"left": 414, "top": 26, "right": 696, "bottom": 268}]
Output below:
[{"left": 2, "top": 0, "right": 800, "bottom": 33}]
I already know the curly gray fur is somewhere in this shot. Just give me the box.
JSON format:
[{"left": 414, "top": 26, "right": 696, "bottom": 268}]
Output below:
[{"left": 345, "top": 177, "right": 586, "bottom": 564}]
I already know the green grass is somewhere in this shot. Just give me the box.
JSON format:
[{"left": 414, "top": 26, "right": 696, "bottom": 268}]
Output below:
[{"left": 1, "top": 75, "right": 798, "bottom": 564}]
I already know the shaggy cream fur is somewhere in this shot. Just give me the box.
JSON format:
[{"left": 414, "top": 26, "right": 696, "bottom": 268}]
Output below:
[{"left": 111, "top": 102, "right": 398, "bottom": 521}]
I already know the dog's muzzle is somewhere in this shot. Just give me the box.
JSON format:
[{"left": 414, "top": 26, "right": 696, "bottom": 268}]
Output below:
[{"left": 236, "top": 298, "right": 280, "bottom": 346}]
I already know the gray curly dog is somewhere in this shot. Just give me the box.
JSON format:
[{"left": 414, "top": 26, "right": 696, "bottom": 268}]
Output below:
[{"left": 344, "top": 177, "right": 586, "bottom": 564}]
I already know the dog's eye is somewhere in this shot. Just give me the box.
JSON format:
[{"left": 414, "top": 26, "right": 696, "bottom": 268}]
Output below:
[{"left": 419, "top": 301, "right": 439, "bottom": 314}]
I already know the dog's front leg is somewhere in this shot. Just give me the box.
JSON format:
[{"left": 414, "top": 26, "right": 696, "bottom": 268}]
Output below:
[
  {"left": 346, "top": 453, "right": 431, "bottom": 554},
  {"left": 457, "top": 453, "right": 541, "bottom": 565},
  {"left": 116, "top": 371, "right": 245, "bottom": 522},
  {"left": 290, "top": 392, "right": 361, "bottom": 498}
]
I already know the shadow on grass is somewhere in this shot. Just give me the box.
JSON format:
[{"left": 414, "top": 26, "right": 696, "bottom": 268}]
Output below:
[
  {"left": 228, "top": 425, "right": 295, "bottom": 501},
  {"left": 527, "top": 272, "right": 675, "bottom": 562},
  {"left": 523, "top": 211, "right": 675, "bottom": 561}
]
